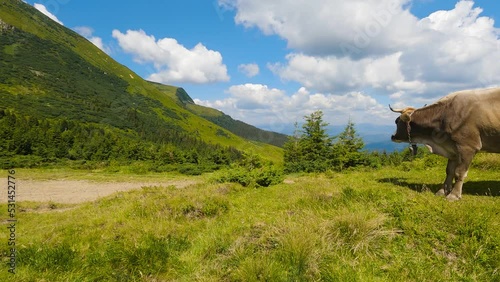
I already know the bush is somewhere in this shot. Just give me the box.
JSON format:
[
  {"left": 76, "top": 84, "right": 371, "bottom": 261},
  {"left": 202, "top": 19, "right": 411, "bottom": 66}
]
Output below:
[
  {"left": 177, "top": 164, "right": 203, "bottom": 175},
  {"left": 212, "top": 165, "right": 284, "bottom": 187},
  {"left": 0, "top": 154, "right": 45, "bottom": 169},
  {"left": 177, "top": 164, "right": 220, "bottom": 175},
  {"left": 214, "top": 167, "right": 253, "bottom": 187},
  {"left": 254, "top": 166, "right": 284, "bottom": 187}
]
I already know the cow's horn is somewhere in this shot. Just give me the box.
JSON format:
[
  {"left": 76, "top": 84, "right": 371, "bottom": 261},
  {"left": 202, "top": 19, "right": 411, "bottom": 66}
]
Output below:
[{"left": 389, "top": 104, "right": 404, "bottom": 113}]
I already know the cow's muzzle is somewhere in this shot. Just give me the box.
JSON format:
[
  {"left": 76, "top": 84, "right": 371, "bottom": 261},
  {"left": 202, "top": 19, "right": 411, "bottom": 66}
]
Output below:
[{"left": 391, "top": 135, "right": 401, "bottom": 142}]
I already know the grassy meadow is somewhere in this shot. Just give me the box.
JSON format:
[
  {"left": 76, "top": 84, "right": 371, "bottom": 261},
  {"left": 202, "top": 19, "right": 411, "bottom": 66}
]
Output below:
[{"left": 1, "top": 154, "right": 499, "bottom": 281}]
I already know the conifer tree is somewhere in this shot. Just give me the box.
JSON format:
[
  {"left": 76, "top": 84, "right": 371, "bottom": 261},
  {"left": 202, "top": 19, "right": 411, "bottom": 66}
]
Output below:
[
  {"left": 332, "top": 118, "right": 365, "bottom": 170},
  {"left": 284, "top": 111, "right": 333, "bottom": 172}
]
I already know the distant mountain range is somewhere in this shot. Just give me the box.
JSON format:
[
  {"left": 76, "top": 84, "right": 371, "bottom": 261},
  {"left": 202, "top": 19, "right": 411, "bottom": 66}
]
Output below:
[{"left": 344, "top": 124, "right": 408, "bottom": 152}]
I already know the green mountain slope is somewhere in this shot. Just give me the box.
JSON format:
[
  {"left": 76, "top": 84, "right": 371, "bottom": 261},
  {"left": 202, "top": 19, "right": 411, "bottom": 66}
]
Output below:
[
  {"left": 149, "top": 82, "right": 289, "bottom": 147},
  {"left": 0, "top": 0, "right": 282, "bottom": 169}
]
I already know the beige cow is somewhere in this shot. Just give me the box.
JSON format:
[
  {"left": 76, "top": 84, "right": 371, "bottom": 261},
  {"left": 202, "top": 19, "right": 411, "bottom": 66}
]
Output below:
[{"left": 390, "top": 87, "right": 500, "bottom": 201}]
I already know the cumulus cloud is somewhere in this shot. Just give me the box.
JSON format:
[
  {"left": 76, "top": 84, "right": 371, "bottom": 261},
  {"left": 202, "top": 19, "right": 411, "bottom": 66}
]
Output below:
[
  {"left": 33, "top": 3, "right": 63, "bottom": 25},
  {"left": 238, "top": 63, "right": 260, "bottom": 77},
  {"left": 394, "top": 1, "right": 500, "bottom": 101},
  {"left": 74, "top": 26, "right": 110, "bottom": 54},
  {"left": 112, "top": 29, "right": 230, "bottom": 84},
  {"left": 220, "top": 0, "right": 416, "bottom": 57},
  {"left": 222, "top": 0, "right": 500, "bottom": 107},
  {"left": 195, "top": 84, "right": 389, "bottom": 129},
  {"left": 227, "top": 84, "right": 285, "bottom": 109},
  {"left": 269, "top": 52, "right": 415, "bottom": 93}
]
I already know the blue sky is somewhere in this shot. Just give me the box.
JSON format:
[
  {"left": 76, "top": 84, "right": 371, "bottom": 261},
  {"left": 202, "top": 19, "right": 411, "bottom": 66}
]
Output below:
[{"left": 27, "top": 0, "right": 500, "bottom": 134}]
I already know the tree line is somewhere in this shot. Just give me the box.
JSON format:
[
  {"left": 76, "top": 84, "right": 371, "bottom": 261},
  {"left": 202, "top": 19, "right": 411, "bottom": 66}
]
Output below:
[
  {"left": 283, "top": 111, "right": 415, "bottom": 173},
  {"left": 0, "top": 110, "right": 242, "bottom": 170}
]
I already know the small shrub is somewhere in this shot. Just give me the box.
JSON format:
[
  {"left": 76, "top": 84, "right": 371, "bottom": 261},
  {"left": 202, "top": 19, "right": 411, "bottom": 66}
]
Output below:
[
  {"left": 178, "top": 164, "right": 221, "bottom": 175},
  {"left": 0, "top": 154, "right": 45, "bottom": 169},
  {"left": 253, "top": 166, "right": 284, "bottom": 187},
  {"left": 178, "top": 164, "right": 204, "bottom": 175},
  {"left": 212, "top": 166, "right": 283, "bottom": 187},
  {"left": 226, "top": 168, "right": 254, "bottom": 187}
]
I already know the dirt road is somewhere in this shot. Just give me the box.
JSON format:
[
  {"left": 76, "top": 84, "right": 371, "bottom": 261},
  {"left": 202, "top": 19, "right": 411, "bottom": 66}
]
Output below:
[{"left": 2, "top": 178, "right": 199, "bottom": 204}]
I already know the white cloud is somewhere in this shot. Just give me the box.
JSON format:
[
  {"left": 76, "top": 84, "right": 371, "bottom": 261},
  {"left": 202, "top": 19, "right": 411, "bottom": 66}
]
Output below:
[
  {"left": 195, "top": 84, "right": 389, "bottom": 130},
  {"left": 420, "top": 1, "right": 495, "bottom": 40},
  {"left": 33, "top": 3, "right": 63, "bottom": 25},
  {"left": 112, "top": 29, "right": 230, "bottom": 84},
  {"left": 74, "top": 26, "right": 110, "bottom": 54},
  {"left": 269, "top": 52, "right": 415, "bottom": 93},
  {"left": 395, "top": 1, "right": 500, "bottom": 100},
  {"left": 220, "top": 0, "right": 416, "bottom": 57},
  {"left": 227, "top": 84, "right": 285, "bottom": 109},
  {"left": 222, "top": 0, "right": 500, "bottom": 107},
  {"left": 73, "top": 26, "right": 93, "bottom": 38},
  {"left": 238, "top": 63, "right": 260, "bottom": 77}
]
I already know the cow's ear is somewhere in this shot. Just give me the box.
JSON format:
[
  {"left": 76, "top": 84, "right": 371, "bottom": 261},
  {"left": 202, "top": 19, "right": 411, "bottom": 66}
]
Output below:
[{"left": 400, "top": 108, "right": 414, "bottom": 123}]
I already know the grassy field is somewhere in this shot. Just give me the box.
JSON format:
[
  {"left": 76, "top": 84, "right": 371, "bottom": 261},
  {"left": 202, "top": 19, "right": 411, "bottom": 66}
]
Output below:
[{"left": 1, "top": 157, "right": 499, "bottom": 281}]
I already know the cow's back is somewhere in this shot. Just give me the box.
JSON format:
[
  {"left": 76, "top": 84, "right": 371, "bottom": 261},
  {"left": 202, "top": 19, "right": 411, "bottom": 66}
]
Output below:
[{"left": 460, "top": 88, "right": 500, "bottom": 152}]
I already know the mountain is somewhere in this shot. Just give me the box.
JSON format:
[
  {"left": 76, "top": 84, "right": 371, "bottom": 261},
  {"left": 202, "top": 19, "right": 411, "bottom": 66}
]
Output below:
[
  {"left": 323, "top": 124, "right": 407, "bottom": 152},
  {"left": 350, "top": 124, "right": 408, "bottom": 152},
  {"left": 0, "top": 0, "right": 282, "bottom": 169},
  {"left": 149, "top": 82, "right": 289, "bottom": 148}
]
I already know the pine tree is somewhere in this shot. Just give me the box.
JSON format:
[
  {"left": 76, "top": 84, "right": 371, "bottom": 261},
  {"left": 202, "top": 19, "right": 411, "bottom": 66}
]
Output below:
[
  {"left": 332, "top": 118, "right": 365, "bottom": 170},
  {"left": 283, "top": 111, "right": 333, "bottom": 172}
]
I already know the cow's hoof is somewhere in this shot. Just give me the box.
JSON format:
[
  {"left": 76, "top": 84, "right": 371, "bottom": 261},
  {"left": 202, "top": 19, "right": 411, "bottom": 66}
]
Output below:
[
  {"left": 435, "top": 189, "right": 446, "bottom": 197},
  {"left": 445, "top": 194, "right": 461, "bottom": 202}
]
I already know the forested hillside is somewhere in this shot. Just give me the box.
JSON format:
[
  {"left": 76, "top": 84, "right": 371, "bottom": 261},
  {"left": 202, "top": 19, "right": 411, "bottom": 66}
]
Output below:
[
  {"left": 149, "top": 82, "right": 289, "bottom": 147},
  {"left": 0, "top": 0, "right": 282, "bottom": 171}
]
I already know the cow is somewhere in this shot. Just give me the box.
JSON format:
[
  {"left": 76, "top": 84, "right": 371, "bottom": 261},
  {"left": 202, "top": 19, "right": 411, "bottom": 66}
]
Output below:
[{"left": 389, "top": 87, "right": 500, "bottom": 201}]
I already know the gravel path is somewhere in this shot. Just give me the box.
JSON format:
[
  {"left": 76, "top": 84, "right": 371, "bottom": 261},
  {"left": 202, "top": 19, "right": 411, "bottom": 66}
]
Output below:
[{"left": 1, "top": 178, "right": 198, "bottom": 204}]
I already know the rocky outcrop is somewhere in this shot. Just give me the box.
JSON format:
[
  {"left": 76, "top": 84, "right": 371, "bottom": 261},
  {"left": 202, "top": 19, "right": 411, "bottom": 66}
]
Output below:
[{"left": 0, "top": 18, "right": 15, "bottom": 32}]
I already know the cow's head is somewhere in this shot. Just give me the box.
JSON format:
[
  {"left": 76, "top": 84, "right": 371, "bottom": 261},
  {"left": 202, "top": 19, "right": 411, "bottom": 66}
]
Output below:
[{"left": 389, "top": 105, "right": 416, "bottom": 143}]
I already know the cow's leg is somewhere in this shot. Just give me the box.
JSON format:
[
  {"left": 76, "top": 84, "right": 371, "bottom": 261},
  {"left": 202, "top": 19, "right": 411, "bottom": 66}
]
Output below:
[
  {"left": 436, "top": 159, "right": 457, "bottom": 197},
  {"left": 446, "top": 150, "right": 475, "bottom": 201}
]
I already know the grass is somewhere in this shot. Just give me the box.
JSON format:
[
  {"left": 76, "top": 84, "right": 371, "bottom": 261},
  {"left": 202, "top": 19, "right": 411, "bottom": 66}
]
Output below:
[
  {"left": 0, "top": 161, "right": 499, "bottom": 281},
  {"left": 10, "top": 166, "right": 201, "bottom": 182}
]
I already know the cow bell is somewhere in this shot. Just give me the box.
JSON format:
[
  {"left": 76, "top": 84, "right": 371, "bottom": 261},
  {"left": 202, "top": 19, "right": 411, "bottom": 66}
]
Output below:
[{"left": 409, "top": 144, "right": 418, "bottom": 156}]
